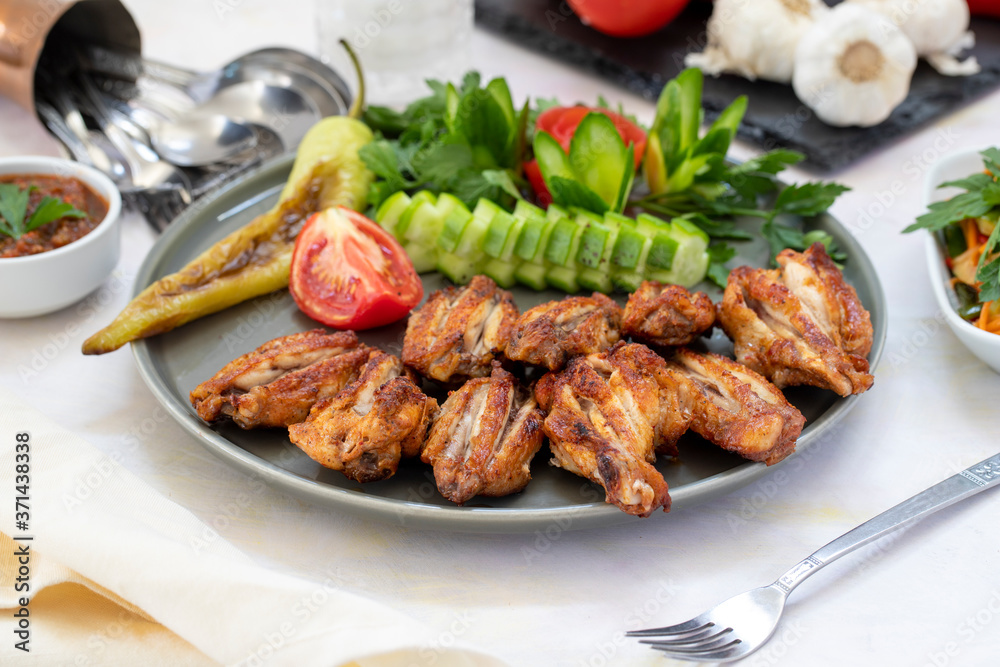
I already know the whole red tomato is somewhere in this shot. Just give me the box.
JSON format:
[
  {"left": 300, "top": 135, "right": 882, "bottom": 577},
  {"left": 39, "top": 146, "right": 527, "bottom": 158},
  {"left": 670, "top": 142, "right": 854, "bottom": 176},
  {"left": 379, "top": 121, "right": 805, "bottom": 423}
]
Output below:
[
  {"left": 967, "top": 0, "right": 1000, "bottom": 17},
  {"left": 567, "top": 0, "right": 691, "bottom": 37},
  {"left": 525, "top": 106, "right": 647, "bottom": 206}
]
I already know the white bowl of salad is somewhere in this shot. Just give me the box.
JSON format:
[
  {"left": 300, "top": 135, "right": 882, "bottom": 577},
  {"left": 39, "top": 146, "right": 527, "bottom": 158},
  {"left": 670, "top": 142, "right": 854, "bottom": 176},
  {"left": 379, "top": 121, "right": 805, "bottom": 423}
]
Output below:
[{"left": 916, "top": 148, "right": 1000, "bottom": 373}]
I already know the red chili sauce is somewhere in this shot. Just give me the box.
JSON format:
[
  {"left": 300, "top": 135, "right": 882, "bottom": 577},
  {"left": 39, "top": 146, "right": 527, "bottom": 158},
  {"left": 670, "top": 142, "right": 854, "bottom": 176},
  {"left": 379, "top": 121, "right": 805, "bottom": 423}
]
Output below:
[{"left": 0, "top": 174, "right": 109, "bottom": 258}]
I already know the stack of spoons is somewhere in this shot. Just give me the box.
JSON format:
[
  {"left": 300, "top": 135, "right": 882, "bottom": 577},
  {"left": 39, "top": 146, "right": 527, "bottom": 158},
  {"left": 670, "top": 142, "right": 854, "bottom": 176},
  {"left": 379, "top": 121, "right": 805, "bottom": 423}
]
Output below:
[{"left": 34, "top": 44, "right": 353, "bottom": 231}]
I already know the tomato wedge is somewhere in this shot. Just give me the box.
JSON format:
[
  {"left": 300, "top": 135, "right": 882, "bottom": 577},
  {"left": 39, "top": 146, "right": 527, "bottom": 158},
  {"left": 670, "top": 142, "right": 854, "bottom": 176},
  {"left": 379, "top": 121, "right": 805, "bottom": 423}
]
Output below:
[
  {"left": 526, "top": 106, "right": 647, "bottom": 206},
  {"left": 289, "top": 206, "right": 423, "bottom": 330}
]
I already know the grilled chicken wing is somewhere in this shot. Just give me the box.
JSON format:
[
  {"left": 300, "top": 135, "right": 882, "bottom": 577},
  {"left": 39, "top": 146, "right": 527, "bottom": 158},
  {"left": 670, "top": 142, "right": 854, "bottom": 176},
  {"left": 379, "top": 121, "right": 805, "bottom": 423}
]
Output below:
[
  {"left": 190, "top": 329, "right": 369, "bottom": 428},
  {"left": 718, "top": 243, "right": 874, "bottom": 396},
  {"left": 536, "top": 343, "right": 677, "bottom": 517},
  {"left": 622, "top": 282, "right": 715, "bottom": 347},
  {"left": 422, "top": 363, "right": 545, "bottom": 504},
  {"left": 288, "top": 349, "right": 437, "bottom": 483},
  {"left": 403, "top": 275, "right": 519, "bottom": 383},
  {"left": 505, "top": 293, "right": 622, "bottom": 371},
  {"left": 663, "top": 348, "right": 805, "bottom": 465}
]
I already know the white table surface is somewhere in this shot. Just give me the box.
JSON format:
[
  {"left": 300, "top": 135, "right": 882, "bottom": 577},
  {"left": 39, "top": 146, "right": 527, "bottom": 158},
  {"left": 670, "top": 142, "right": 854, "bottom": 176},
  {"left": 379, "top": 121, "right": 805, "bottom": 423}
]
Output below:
[{"left": 2, "top": 1, "right": 999, "bottom": 665}]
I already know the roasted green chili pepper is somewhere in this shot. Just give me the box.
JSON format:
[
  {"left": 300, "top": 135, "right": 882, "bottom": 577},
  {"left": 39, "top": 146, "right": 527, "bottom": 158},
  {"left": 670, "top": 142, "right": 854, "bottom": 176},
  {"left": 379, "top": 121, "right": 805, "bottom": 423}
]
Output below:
[{"left": 83, "top": 46, "right": 373, "bottom": 355}]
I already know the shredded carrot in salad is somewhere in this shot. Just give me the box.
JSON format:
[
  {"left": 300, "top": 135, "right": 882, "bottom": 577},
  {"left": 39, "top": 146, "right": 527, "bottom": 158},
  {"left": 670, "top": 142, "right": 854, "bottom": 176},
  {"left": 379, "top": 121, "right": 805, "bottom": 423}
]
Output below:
[
  {"left": 963, "top": 219, "right": 982, "bottom": 261},
  {"left": 953, "top": 217, "right": 1000, "bottom": 333},
  {"left": 979, "top": 300, "right": 1000, "bottom": 333}
]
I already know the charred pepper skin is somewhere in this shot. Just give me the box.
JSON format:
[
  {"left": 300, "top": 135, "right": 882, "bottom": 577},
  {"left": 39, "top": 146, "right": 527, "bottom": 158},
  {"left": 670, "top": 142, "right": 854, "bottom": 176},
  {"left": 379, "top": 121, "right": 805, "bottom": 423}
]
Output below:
[{"left": 82, "top": 117, "right": 374, "bottom": 355}]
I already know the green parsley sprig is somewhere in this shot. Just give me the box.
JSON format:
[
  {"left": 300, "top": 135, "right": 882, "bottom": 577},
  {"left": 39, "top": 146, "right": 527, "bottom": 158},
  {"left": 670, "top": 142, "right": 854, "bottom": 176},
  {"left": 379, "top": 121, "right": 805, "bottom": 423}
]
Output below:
[
  {"left": 360, "top": 73, "right": 527, "bottom": 211},
  {"left": 0, "top": 183, "right": 86, "bottom": 241},
  {"left": 904, "top": 148, "right": 1000, "bottom": 304}
]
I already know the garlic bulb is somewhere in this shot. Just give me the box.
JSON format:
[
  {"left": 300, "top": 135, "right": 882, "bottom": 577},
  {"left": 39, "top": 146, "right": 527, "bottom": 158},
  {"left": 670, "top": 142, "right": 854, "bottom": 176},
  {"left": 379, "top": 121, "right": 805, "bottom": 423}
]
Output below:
[
  {"left": 793, "top": 4, "right": 917, "bottom": 127},
  {"left": 848, "top": 0, "right": 979, "bottom": 76},
  {"left": 684, "top": 0, "right": 829, "bottom": 84}
]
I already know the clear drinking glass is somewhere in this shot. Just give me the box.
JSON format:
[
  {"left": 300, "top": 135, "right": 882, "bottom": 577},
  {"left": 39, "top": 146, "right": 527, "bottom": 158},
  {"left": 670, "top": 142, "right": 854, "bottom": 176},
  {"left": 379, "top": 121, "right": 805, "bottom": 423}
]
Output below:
[{"left": 316, "top": 0, "right": 474, "bottom": 108}]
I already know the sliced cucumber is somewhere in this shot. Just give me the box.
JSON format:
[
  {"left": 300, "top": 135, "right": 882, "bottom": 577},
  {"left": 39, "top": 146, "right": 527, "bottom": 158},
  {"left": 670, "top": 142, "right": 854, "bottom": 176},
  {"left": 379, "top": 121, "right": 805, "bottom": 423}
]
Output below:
[
  {"left": 514, "top": 199, "right": 546, "bottom": 220},
  {"left": 472, "top": 198, "right": 503, "bottom": 223},
  {"left": 534, "top": 131, "right": 575, "bottom": 186},
  {"left": 636, "top": 212, "right": 670, "bottom": 235},
  {"left": 394, "top": 190, "right": 436, "bottom": 239},
  {"left": 437, "top": 251, "right": 480, "bottom": 285},
  {"left": 659, "top": 218, "right": 710, "bottom": 287},
  {"left": 611, "top": 271, "right": 644, "bottom": 293},
  {"left": 380, "top": 188, "right": 710, "bottom": 293},
  {"left": 483, "top": 258, "right": 518, "bottom": 288},
  {"left": 611, "top": 226, "right": 646, "bottom": 270},
  {"left": 544, "top": 218, "right": 580, "bottom": 266},
  {"left": 514, "top": 262, "right": 548, "bottom": 291},
  {"left": 402, "top": 201, "right": 444, "bottom": 244},
  {"left": 576, "top": 221, "right": 610, "bottom": 269},
  {"left": 435, "top": 193, "right": 464, "bottom": 219},
  {"left": 547, "top": 266, "right": 579, "bottom": 293},
  {"left": 454, "top": 209, "right": 494, "bottom": 259},
  {"left": 569, "top": 112, "right": 630, "bottom": 208},
  {"left": 605, "top": 211, "right": 634, "bottom": 228},
  {"left": 375, "top": 191, "right": 412, "bottom": 235},
  {"left": 546, "top": 203, "right": 570, "bottom": 221},
  {"left": 436, "top": 205, "right": 473, "bottom": 253},
  {"left": 596, "top": 215, "right": 621, "bottom": 272},
  {"left": 514, "top": 214, "right": 549, "bottom": 262},
  {"left": 483, "top": 210, "right": 517, "bottom": 259},
  {"left": 646, "top": 231, "right": 680, "bottom": 270},
  {"left": 405, "top": 243, "right": 439, "bottom": 274},
  {"left": 578, "top": 268, "right": 613, "bottom": 293},
  {"left": 497, "top": 215, "right": 527, "bottom": 263}
]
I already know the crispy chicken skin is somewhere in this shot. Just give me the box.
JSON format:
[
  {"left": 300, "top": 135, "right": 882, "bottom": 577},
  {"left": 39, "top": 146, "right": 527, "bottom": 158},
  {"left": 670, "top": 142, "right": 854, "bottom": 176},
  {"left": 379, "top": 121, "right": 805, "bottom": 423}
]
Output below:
[
  {"left": 421, "top": 363, "right": 545, "bottom": 504},
  {"left": 662, "top": 348, "right": 805, "bottom": 466},
  {"left": 288, "top": 349, "right": 437, "bottom": 483},
  {"left": 505, "top": 293, "right": 622, "bottom": 371},
  {"left": 622, "top": 282, "right": 716, "bottom": 347},
  {"left": 403, "top": 275, "right": 519, "bottom": 383},
  {"left": 536, "top": 343, "right": 677, "bottom": 516},
  {"left": 717, "top": 243, "right": 874, "bottom": 396},
  {"left": 190, "top": 329, "right": 369, "bottom": 429}
]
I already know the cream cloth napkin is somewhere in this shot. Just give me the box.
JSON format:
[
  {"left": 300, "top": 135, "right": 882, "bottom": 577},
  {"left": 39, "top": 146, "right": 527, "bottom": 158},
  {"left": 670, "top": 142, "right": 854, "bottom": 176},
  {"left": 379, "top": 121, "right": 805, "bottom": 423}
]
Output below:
[{"left": 0, "top": 387, "right": 505, "bottom": 667}]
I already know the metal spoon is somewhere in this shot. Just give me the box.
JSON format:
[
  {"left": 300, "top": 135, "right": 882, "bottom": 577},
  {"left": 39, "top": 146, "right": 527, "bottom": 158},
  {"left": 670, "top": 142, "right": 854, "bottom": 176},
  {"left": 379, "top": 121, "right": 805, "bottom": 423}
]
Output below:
[
  {"left": 191, "top": 80, "right": 316, "bottom": 152},
  {"left": 148, "top": 111, "right": 257, "bottom": 167}
]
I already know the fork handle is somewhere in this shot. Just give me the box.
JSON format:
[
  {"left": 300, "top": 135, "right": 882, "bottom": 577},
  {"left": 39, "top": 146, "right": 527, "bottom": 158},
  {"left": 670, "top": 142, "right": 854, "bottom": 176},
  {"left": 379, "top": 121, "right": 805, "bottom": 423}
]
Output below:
[{"left": 774, "top": 452, "right": 1000, "bottom": 594}]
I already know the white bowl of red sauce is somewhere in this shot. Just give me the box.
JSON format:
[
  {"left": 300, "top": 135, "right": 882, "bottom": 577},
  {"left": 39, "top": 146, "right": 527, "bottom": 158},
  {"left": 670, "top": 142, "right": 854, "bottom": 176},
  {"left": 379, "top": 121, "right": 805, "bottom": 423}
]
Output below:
[{"left": 0, "top": 156, "right": 121, "bottom": 318}]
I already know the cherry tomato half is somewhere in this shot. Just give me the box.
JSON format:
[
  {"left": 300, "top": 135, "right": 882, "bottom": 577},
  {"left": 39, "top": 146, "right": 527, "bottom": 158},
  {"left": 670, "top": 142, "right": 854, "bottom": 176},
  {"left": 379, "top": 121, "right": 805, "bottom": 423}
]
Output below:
[
  {"left": 526, "top": 106, "right": 647, "bottom": 206},
  {"left": 567, "top": 0, "right": 691, "bottom": 38},
  {"left": 289, "top": 206, "right": 423, "bottom": 330}
]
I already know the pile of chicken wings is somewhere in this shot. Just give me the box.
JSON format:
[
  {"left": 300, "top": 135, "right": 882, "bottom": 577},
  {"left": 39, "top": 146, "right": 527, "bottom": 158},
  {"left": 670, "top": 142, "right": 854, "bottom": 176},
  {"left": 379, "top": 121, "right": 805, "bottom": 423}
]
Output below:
[{"left": 190, "top": 244, "right": 873, "bottom": 517}]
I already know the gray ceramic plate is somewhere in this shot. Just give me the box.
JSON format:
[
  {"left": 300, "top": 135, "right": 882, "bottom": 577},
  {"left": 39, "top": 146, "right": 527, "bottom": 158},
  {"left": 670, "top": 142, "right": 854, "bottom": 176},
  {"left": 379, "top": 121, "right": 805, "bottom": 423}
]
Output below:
[{"left": 132, "top": 154, "right": 886, "bottom": 533}]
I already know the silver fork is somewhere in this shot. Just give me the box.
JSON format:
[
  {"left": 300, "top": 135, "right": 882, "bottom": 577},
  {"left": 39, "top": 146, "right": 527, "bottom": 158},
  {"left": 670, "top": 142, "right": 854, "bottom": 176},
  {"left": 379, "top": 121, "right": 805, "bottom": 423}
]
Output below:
[{"left": 629, "top": 452, "right": 1000, "bottom": 662}]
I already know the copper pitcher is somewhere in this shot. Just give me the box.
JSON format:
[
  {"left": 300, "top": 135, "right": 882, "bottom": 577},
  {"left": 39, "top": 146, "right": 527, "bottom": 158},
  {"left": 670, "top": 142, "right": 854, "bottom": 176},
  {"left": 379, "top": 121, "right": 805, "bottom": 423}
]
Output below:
[{"left": 0, "top": 0, "right": 140, "bottom": 112}]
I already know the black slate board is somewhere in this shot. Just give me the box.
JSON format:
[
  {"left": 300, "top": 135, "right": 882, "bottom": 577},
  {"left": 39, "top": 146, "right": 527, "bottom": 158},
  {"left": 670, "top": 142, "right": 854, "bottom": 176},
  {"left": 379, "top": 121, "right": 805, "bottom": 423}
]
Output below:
[{"left": 475, "top": 0, "right": 1000, "bottom": 173}]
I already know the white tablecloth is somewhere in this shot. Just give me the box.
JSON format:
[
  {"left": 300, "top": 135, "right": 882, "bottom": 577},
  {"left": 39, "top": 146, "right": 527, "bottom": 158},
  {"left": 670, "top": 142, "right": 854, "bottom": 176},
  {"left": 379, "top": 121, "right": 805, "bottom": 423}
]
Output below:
[{"left": 2, "top": 1, "right": 999, "bottom": 665}]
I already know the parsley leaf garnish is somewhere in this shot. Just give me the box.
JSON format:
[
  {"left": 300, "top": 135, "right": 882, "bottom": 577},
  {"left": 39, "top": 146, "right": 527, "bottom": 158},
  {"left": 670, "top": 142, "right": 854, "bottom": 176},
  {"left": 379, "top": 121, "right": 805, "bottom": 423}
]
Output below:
[
  {"left": 0, "top": 183, "right": 86, "bottom": 241},
  {"left": 359, "top": 73, "right": 524, "bottom": 210},
  {"left": 706, "top": 242, "right": 737, "bottom": 288},
  {"left": 904, "top": 148, "right": 1000, "bottom": 307},
  {"left": 771, "top": 182, "right": 851, "bottom": 219},
  {"left": 976, "top": 216, "right": 1000, "bottom": 303}
]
